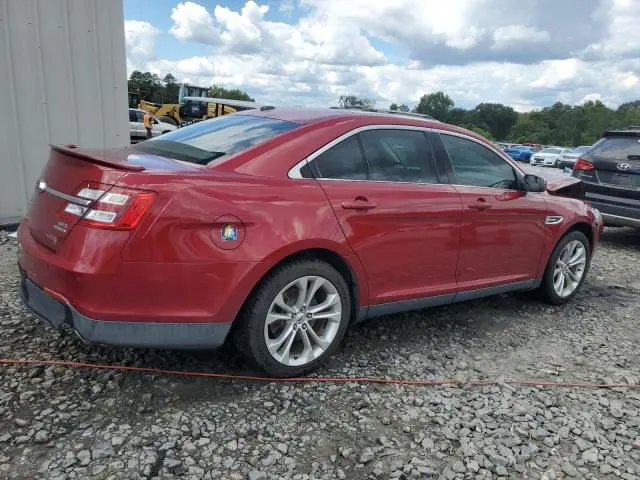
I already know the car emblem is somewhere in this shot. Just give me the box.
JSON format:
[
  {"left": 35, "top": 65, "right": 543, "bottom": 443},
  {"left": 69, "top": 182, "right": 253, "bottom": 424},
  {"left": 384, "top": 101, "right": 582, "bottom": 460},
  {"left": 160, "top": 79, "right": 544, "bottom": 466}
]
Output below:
[
  {"left": 617, "top": 163, "right": 631, "bottom": 171},
  {"left": 36, "top": 180, "right": 47, "bottom": 192}
]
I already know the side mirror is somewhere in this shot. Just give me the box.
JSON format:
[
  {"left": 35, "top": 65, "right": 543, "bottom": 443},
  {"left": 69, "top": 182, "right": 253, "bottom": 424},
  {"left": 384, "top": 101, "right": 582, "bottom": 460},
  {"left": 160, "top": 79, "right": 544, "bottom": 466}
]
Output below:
[{"left": 523, "top": 174, "right": 546, "bottom": 192}]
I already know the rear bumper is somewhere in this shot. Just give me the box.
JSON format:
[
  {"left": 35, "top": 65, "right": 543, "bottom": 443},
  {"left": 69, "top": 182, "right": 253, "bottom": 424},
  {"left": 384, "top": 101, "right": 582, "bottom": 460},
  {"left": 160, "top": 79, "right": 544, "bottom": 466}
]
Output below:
[
  {"left": 19, "top": 267, "right": 231, "bottom": 349},
  {"left": 584, "top": 191, "right": 640, "bottom": 228},
  {"left": 601, "top": 213, "right": 640, "bottom": 228}
]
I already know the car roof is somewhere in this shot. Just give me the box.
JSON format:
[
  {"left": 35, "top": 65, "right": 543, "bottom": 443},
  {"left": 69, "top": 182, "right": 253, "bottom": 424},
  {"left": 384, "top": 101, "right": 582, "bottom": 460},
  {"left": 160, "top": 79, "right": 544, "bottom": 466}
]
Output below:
[{"left": 229, "top": 107, "right": 490, "bottom": 140}]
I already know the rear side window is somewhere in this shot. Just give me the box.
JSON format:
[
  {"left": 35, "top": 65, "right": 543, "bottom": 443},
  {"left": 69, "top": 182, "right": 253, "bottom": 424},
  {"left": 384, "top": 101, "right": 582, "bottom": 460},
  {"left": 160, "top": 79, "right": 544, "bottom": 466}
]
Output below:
[
  {"left": 360, "top": 130, "right": 438, "bottom": 183},
  {"left": 586, "top": 136, "right": 640, "bottom": 160},
  {"left": 132, "top": 115, "right": 299, "bottom": 164},
  {"left": 312, "top": 136, "right": 367, "bottom": 180},
  {"left": 440, "top": 133, "right": 518, "bottom": 189},
  {"left": 129, "top": 110, "right": 138, "bottom": 122}
]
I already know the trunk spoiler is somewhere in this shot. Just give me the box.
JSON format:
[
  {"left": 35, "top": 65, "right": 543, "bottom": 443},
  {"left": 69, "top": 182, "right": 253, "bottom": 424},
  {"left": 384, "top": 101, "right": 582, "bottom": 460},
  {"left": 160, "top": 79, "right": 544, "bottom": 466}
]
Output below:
[{"left": 51, "top": 145, "right": 146, "bottom": 171}]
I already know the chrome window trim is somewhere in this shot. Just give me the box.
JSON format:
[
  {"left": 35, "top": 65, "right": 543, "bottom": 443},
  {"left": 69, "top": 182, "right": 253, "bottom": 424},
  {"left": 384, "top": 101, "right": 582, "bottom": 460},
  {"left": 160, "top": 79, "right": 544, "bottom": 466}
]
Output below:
[
  {"left": 287, "top": 124, "right": 435, "bottom": 180},
  {"left": 287, "top": 124, "right": 526, "bottom": 191}
]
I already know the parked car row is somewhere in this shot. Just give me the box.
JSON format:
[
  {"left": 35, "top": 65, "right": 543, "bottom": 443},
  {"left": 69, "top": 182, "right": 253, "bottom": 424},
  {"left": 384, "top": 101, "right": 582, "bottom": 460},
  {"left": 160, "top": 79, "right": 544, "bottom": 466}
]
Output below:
[
  {"left": 497, "top": 127, "right": 639, "bottom": 228},
  {"left": 530, "top": 147, "right": 574, "bottom": 167},
  {"left": 496, "top": 142, "right": 595, "bottom": 170}
]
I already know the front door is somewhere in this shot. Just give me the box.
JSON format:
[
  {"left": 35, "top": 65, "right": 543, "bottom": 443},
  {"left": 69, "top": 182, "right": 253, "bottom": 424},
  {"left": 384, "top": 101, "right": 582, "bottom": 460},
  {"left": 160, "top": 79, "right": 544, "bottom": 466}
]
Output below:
[
  {"left": 305, "top": 128, "right": 462, "bottom": 307},
  {"left": 436, "top": 132, "right": 548, "bottom": 291}
]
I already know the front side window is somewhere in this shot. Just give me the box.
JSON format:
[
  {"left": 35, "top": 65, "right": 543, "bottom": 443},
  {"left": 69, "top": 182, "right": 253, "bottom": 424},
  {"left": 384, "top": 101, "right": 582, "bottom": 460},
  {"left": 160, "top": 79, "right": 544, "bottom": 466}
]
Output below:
[
  {"left": 440, "top": 134, "right": 518, "bottom": 189},
  {"left": 312, "top": 135, "right": 367, "bottom": 180},
  {"left": 360, "top": 130, "right": 438, "bottom": 183},
  {"left": 132, "top": 114, "right": 299, "bottom": 164}
]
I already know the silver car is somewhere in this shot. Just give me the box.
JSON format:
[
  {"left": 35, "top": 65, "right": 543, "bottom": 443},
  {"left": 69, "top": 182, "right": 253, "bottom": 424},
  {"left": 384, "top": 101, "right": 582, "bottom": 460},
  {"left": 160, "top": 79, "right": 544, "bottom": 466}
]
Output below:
[{"left": 557, "top": 145, "right": 592, "bottom": 170}]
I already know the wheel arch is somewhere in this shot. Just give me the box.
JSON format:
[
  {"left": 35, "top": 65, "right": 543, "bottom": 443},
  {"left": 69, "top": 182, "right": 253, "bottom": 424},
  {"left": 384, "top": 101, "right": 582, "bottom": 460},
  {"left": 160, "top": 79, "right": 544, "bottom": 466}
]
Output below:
[
  {"left": 564, "top": 221, "right": 594, "bottom": 251},
  {"left": 231, "top": 246, "right": 367, "bottom": 327}
]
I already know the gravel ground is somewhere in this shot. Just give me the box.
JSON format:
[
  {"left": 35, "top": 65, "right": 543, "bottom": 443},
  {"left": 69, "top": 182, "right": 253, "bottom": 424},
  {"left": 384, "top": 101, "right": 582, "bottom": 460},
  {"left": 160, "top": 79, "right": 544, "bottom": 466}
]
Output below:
[{"left": 1, "top": 227, "right": 639, "bottom": 480}]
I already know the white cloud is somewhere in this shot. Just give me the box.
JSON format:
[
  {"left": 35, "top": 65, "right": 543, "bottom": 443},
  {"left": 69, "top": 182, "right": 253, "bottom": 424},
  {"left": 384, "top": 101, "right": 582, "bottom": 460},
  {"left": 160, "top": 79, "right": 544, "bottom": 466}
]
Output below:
[
  {"left": 167, "top": 1, "right": 386, "bottom": 66},
  {"left": 169, "top": 1, "right": 220, "bottom": 45},
  {"left": 126, "top": 0, "right": 640, "bottom": 111},
  {"left": 213, "top": 1, "right": 276, "bottom": 54},
  {"left": 492, "top": 26, "right": 550, "bottom": 50},
  {"left": 124, "top": 20, "right": 159, "bottom": 70},
  {"left": 581, "top": 0, "right": 640, "bottom": 60}
]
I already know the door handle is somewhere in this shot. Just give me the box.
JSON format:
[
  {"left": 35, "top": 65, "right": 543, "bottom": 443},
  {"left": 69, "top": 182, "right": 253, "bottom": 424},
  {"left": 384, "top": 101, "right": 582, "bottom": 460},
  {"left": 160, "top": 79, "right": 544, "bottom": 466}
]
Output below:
[
  {"left": 468, "top": 198, "right": 492, "bottom": 211},
  {"left": 341, "top": 200, "right": 377, "bottom": 210}
]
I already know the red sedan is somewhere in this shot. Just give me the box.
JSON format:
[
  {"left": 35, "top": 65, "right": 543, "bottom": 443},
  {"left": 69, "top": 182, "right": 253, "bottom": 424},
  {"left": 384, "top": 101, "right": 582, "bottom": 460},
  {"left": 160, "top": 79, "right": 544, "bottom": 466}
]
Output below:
[{"left": 17, "top": 108, "right": 603, "bottom": 377}]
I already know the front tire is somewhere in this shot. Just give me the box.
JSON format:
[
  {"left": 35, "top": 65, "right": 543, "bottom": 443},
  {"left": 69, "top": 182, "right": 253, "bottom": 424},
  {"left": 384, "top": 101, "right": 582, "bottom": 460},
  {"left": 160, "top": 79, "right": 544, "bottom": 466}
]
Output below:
[
  {"left": 234, "top": 259, "right": 351, "bottom": 377},
  {"left": 539, "top": 230, "right": 591, "bottom": 305}
]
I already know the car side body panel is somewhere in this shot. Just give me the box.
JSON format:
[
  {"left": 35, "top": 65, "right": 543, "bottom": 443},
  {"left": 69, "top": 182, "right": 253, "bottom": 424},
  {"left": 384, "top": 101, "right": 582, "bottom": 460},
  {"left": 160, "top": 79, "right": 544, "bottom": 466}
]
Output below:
[{"left": 17, "top": 109, "right": 602, "bottom": 356}]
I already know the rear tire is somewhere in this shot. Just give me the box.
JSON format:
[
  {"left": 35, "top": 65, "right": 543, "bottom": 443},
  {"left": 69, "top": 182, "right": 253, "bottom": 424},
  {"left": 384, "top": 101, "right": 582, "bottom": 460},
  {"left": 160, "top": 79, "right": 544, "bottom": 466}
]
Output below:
[
  {"left": 539, "top": 230, "right": 591, "bottom": 305},
  {"left": 234, "top": 259, "right": 351, "bottom": 377}
]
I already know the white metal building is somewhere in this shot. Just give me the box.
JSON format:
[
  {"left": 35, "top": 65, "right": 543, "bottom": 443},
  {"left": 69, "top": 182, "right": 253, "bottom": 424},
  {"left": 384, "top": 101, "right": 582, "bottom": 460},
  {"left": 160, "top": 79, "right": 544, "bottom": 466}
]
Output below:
[{"left": 0, "top": 0, "right": 129, "bottom": 225}]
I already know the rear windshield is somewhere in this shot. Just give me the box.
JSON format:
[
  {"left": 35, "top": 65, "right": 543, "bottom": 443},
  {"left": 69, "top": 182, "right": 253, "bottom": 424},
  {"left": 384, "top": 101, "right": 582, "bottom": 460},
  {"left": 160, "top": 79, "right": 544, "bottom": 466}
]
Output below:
[
  {"left": 540, "top": 148, "right": 561, "bottom": 154},
  {"left": 587, "top": 136, "right": 640, "bottom": 160},
  {"left": 131, "top": 114, "right": 299, "bottom": 164}
]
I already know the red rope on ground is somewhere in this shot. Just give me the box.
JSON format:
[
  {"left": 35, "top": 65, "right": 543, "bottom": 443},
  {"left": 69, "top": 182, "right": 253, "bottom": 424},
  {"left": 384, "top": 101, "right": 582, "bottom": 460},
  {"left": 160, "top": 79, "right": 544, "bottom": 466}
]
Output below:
[{"left": 0, "top": 358, "right": 637, "bottom": 390}]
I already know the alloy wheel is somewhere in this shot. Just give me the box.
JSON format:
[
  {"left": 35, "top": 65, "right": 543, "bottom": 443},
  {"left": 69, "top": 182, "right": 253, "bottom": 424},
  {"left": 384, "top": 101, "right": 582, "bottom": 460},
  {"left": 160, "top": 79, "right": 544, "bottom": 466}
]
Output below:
[
  {"left": 553, "top": 240, "right": 587, "bottom": 298},
  {"left": 264, "top": 276, "right": 342, "bottom": 367}
]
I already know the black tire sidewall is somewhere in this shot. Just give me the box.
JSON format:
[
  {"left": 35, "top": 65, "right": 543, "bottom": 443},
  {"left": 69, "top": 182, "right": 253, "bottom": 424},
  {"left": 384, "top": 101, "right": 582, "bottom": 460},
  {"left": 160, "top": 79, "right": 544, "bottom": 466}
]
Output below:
[
  {"left": 241, "top": 260, "right": 351, "bottom": 377},
  {"left": 542, "top": 230, "right": 591, "bottom": 305}
]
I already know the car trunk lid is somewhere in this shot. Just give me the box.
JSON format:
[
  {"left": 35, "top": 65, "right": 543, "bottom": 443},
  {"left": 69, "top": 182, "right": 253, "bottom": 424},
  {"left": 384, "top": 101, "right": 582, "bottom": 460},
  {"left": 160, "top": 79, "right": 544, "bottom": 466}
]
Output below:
[{"left": 27, "top": 147, "right": 135, "bottom": 251}]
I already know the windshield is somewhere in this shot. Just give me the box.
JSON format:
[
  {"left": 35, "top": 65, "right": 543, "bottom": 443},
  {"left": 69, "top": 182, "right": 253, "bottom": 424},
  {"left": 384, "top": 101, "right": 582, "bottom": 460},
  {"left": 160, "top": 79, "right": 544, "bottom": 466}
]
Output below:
[
  {"left": 540, "top": 148, "right": 561, "bottom": 154},
  {"left": 132, "top": 114, "right": 299, "bottom": 164}
]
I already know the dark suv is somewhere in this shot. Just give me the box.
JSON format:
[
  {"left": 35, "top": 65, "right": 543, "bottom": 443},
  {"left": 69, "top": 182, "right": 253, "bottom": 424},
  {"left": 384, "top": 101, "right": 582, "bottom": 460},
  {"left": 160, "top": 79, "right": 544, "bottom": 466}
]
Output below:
[{"left": 572, "top": 127, "right": 640, "bottom": 228}]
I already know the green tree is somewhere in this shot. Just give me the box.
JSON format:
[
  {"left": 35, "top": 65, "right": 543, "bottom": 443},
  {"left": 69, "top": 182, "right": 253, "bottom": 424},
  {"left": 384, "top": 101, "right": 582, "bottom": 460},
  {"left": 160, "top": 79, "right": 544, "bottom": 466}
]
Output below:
[
  {"left": 208, "top": 85, "right": 254, "bottom": 102},
  {"left": 339, "top": 95, "right": 375, "bottom": 109},
  {"left": 128, "top": 71, "right": 162, "bottom": 102},
  {"left": 398, "top": 104, "right": 410, "bottom": 112},
  {"left": 162, "top": 73, "right": 179, "bottom": 103},
  {"left": 462, "top": 124, "right": 493, "bottom": 140},
  {"left": 447, "top": 107, "right": 469, "bottom": 126},
  {"left": 389, "top": 103, "right": 398, "bottom": 110},
  {"left": 468, "top": 103, "right": 517, "bottom": 140},
  {"left": 414, "top": 91, "right": 454, "bottom": 121}
]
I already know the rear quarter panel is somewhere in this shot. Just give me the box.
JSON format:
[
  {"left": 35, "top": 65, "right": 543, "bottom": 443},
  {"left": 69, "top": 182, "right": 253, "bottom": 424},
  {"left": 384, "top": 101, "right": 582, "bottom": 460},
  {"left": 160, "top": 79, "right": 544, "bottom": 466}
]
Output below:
[{"left": 118, "top": 171, "right": 368, "bottom": 321}]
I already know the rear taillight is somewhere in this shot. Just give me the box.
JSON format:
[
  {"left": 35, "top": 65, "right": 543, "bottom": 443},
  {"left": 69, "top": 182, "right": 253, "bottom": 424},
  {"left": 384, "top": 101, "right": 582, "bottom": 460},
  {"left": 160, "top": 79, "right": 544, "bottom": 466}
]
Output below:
[
  {"left": 573, "top": 158, "right": 594, "bottom": 171},
  {"left": 61, "top": 183, "right": 154, "bottom": 230}
]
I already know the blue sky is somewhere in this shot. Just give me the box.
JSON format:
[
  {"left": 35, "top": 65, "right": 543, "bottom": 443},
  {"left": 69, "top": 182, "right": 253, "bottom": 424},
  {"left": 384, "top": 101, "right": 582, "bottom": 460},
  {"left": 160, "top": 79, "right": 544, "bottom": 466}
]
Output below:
[{"left": 122, "top": 0, "right": 640, "bottom": 111}]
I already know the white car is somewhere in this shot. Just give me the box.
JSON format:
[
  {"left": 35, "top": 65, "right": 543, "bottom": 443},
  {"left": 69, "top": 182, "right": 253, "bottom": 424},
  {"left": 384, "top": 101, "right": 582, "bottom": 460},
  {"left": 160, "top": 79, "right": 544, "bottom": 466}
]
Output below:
[
  {"left": 129, "top": 108, "right": 177, "bottom": 142},
  {"left": 529, "top": 147, "right": 573, "bottom": 167}
]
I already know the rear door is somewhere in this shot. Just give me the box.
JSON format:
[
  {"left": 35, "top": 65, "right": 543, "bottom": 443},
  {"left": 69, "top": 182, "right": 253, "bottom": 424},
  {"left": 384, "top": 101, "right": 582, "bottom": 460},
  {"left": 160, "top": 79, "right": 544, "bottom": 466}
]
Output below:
[
  {"left": 435, "top": 132, "right": 548, "bottom": 291},
  {"left": 303, "top": 127, "right": 462, "bottom": 308}
]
